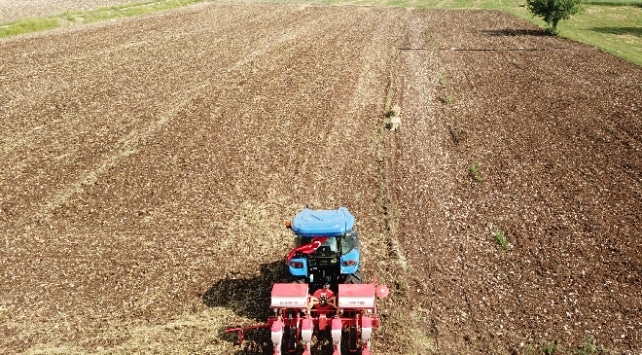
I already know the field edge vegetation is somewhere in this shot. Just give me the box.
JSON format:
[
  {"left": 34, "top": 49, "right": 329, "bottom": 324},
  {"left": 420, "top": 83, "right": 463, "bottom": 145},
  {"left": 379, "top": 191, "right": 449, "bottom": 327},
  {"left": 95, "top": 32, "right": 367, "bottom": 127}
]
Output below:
[{"left": 0, "top": 0, "right": 207, "bottom": 38}]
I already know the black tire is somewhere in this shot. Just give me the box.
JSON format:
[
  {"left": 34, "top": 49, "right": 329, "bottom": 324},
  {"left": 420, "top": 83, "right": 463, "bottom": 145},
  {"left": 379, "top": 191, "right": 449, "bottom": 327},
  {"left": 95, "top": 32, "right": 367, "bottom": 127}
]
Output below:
[
  {"left": 285, "top": 313, "right": 297, "bottom": 351},
  {"left": 348, "top": 230, "right": 360, "bottom": 250},
  {"left": 349, "top": 325, "right": 358, "bottom": 351},
  {"left": 344, "top": 269, "right": 362, "bottom": 284},
  {"left": 292, "top": 277, "right": 306, "bottom": 284}
]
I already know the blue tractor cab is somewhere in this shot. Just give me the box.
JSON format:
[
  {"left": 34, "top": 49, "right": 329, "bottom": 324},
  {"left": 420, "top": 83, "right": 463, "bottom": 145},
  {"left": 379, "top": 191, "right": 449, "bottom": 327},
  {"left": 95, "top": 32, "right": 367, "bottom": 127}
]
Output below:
[{"left": 286, "top": 207, "right": 361, "bottom": 291}]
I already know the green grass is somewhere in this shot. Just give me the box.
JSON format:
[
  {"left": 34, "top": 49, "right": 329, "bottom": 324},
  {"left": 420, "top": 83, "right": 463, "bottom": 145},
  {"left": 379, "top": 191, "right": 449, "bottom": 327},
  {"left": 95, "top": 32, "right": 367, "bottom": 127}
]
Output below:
[
  {"left": 0, "top": 0, "right": 209, "bottom": 38},
  {"left": 554, "top": 5, "right": 642, "bottom": 65},
  {"left": 0, "top": 18, "right": 59, "bottom": 37},
  {"left": 583, "top": 0, "right": 642, "bottom": 5},
  {"left": 575, "top": 336, "right": 613, "bottom": 355},
  {"left": 523, "top": 337, "right": 612, "bottom": 355}
]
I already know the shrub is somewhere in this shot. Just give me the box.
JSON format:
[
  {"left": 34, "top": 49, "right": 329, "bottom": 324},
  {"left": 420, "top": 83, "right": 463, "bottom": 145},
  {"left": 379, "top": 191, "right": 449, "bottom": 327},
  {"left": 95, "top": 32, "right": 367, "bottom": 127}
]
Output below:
[{"left": 526, "top": 0, "right": 582, "bottom": 33}]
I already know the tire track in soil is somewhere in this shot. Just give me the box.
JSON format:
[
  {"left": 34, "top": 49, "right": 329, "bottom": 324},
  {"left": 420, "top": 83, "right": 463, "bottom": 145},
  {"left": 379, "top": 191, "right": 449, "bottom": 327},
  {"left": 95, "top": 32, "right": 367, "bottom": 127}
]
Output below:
[
  {"left": 381, "top": 10, "right": 459, "bottom": 354},
  {"left": 31, "top": 12, "right": 322, "bottom": 226},
  {"left": 31, "top": 83, "right": 209, "bottom": 224},
  {"left": 0, "top": 3, "right": 298, "bottom": 160},
  {"left": 275, "top": 7, "right": 403, "bottom": 212},
  {"left": 1, "top": 3, "right": 320, "bottom": 234},
  {"left": 0, "top": 5, "right": 343, "bottom": 351}
]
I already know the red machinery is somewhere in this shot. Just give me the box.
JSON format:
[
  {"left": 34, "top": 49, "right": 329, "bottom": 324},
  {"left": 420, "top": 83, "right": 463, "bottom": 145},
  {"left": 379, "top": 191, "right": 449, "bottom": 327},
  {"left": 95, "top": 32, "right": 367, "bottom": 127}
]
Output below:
[{"left": 226, "top": 281, "right": 389, "bottom": 355}]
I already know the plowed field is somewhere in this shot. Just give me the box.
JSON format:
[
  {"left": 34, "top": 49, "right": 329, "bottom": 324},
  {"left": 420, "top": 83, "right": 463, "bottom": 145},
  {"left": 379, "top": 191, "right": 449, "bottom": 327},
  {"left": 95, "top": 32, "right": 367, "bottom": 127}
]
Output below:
[{"left": 1, "top": 3, "right": 641, "bottom": 354}]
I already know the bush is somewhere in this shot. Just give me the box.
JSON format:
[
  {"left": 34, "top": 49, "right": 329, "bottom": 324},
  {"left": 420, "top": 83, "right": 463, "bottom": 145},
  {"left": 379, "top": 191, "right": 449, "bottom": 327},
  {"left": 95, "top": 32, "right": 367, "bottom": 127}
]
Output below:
[{"left": 526, "top": 0, "right": 582, "bottom": 33}]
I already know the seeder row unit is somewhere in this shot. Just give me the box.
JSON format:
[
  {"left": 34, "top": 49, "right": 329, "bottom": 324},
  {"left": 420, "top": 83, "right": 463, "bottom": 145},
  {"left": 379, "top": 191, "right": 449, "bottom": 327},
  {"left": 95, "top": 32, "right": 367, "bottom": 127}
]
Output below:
[{"left": 226, "top": 281, "right": 389, "bottom": 355}]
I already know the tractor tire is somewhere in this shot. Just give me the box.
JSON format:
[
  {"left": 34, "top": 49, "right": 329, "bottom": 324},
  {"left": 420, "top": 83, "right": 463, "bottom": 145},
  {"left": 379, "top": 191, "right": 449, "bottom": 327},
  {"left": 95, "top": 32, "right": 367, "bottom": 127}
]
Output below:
[
  {"left": 344, "top": 269, "right": 362, "bottom": 284},
  {"left": 349, "top": 325, "right": 358, "bottom": 352},
  {"left": 348, "top": 230, "right": 360, "bottom": 250},
  {"left": 285, "top": 313, "right": 297, "bottom": 352}
]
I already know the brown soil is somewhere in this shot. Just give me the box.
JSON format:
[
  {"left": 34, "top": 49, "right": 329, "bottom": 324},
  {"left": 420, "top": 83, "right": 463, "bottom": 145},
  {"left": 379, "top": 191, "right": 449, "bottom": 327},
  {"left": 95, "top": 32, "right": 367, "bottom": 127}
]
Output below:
[{"left": 1, "top": 3, "right": 641, "bottom": 354}]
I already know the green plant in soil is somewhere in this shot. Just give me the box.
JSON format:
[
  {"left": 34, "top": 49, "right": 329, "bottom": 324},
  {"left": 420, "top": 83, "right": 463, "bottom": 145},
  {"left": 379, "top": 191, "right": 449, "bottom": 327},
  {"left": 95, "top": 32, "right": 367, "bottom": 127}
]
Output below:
[
  {"left": 439, "top": 94, "right": 453, "bottom": 105},
  {"left": 524, "top": 338, "right": 611, "bottom": 355},
  {"left": 540, "top": 342, "right": 557, "bottom": 354},
  {"left": 575, "top": 336, "right": 610, "bottom": 354},
  {"left": 469, "top": 162, "right": 483, "bottom": 182},
  {"left": 493, "top": 230, "right": 509, "bottom": 250},
  {"left": 449, "top": 126, "right": 467, "bottom": 145}
]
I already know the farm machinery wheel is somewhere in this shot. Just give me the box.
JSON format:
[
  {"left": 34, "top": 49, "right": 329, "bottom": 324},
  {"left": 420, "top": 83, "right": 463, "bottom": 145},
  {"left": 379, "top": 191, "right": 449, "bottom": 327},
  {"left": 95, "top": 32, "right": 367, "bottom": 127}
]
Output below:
[
  {"left": 292, "top": 277, "right": 306, "bottom": 284},
  {"left": 284, "top": 313, "right": 298, "bottom": 353},
  {"left": 345, "top": 269, "right": 362, "bottom": 284}
]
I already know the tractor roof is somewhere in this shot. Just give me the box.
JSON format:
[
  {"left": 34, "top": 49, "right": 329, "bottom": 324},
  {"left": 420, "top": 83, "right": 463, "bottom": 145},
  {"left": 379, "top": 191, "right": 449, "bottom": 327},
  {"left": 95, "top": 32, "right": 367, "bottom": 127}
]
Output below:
[{"left": 291, "top": 207, "right": 355, "bottom": 237}]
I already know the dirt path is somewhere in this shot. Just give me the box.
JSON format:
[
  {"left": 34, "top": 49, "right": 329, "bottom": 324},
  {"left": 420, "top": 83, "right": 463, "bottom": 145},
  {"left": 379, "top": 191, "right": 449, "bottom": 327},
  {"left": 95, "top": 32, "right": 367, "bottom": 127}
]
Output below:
[{"left": 1, "top": 3, "right": 641, "bottom": 354}]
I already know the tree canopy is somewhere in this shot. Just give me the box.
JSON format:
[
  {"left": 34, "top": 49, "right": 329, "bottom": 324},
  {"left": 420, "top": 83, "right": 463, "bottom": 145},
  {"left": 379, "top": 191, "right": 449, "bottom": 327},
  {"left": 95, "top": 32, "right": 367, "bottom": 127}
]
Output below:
[{"left": 526, "top": 0, "right": 582, "bottom": 33}]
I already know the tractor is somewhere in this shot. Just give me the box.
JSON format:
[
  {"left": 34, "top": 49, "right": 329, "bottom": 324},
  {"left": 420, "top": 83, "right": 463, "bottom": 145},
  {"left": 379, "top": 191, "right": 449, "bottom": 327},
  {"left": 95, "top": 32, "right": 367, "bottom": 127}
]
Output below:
[
  {"left": 225, "top": 207, "right": 388, "bottom": 355},
  {"left": 285, "top": 207, "right": 362, "bottom": 290}
]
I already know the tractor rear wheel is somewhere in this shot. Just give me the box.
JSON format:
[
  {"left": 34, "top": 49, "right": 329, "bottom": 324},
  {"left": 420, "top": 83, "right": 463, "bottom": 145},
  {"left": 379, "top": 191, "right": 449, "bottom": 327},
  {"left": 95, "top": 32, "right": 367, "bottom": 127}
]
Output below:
[
  {"left": 285, "top": 313, "right": 297, "bottom": 352},
  {"left": 344, "top": 269, "right": 362, "bottom": 284},
  {"left": 292, "top": 277, "right": 306, "bottom": 284}
]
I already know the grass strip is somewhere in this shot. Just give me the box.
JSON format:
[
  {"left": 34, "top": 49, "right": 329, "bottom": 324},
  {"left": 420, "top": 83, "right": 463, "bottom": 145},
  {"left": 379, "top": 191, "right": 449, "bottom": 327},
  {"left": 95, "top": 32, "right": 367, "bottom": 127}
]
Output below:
[
  {"left": 0, "top": 18, "right": 59, "bottom": 37},
  {"left": 582, "top": 0, "right": 642, "bottom": 5},
  {"left": 555, "top": 4, "right": 642, "bottom": 66},
  {"left": 0, "top": 0, "right": 209, "bottom": 38}
]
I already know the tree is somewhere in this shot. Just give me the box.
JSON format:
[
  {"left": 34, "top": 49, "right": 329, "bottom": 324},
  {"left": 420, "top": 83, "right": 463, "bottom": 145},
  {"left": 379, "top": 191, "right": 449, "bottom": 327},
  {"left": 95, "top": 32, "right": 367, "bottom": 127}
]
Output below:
[{"left": 526, "top": 0, "right": 582, "bottom": 33}]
